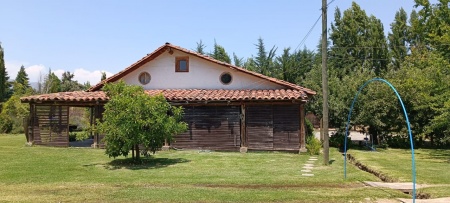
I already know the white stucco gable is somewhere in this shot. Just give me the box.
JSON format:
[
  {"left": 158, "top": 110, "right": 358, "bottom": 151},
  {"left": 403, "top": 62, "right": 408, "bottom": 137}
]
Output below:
[
  {"left": 121, "top": 50, "right": 285, "bottom": 90},
  {"left": 89, "top": 43, "right": 316, "bottom": 95}
]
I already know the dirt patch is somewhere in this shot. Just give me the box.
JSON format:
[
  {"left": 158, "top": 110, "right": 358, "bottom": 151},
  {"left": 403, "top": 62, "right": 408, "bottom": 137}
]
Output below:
[
  {"left": 194, "top": 183, "right": 364, "bottom": 189},
  {"left": 347, "top": 153, "right": 398, "bottom": 182}
]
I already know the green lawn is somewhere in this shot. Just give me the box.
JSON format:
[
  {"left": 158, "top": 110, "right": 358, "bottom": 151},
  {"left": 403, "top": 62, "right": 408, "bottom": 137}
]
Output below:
[
  {"left": 348, "top": 148, "right": 450, "bottom": 198},
  {"left": 0, "top": 134, "right": 413, "bottom": 202}
]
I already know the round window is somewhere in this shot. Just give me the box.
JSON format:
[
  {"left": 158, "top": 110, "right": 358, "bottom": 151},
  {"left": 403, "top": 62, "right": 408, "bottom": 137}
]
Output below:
[
  {"left": 138, "top": 72, "right": 151, "bottom": 85},
  {"left": 220, "top": 72, "right": 232, "bottom": 85}
]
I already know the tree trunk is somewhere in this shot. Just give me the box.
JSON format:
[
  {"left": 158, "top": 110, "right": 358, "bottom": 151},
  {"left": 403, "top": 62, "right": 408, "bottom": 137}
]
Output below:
[
  {"left": 132, "top": 147, "right": 135, "bottom": 160},
  {"left": 135, "top": 144, "right": 140, "bottom": 161}
]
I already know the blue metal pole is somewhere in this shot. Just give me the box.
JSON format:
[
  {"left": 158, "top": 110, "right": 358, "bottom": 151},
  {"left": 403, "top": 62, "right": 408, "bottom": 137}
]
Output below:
[{"left": 343, "top": 78, "right": 416, "bottom": 202}]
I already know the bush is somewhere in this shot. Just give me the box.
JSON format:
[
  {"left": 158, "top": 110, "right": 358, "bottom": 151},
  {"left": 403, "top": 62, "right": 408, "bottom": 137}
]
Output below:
[
  {"left": 329, "top": 130, "right": 352, "bottom": 151},
  {"left": 305, "top": 119, "right": 314, "bottom": 139},
  {"left": 69, "top": 130, "right": 91, "bottom": 142},
  {"left": 0, "top": 114, "right": 13, "bottom": 133},
  {"left": 306, "top": 136, "right": 322, "bottom": 155}
]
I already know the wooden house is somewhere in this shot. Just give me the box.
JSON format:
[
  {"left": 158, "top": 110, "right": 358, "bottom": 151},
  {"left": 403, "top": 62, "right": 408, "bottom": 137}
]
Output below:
[{"left": 20, "top": 43, "right": 316, "bottom": 152}]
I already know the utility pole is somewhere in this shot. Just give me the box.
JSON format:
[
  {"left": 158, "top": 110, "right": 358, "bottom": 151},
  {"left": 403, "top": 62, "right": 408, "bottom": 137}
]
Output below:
[{"left": 322, "top": 0, "right": 329, "bottom": 165}]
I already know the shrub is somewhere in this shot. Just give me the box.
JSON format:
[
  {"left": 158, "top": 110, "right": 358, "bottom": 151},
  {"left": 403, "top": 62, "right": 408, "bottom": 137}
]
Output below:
[
  {"left": 305, "top": 119, "right": 314, "bottom": 139},
  {"left": 306, "top": 136, "right": 322, "bottom": 155},
  {"left": 0, "top": 114, "right": 13, "bottom": 133},
  {"left": 329, "top": 130, "right": 352, "bottom": 151}
]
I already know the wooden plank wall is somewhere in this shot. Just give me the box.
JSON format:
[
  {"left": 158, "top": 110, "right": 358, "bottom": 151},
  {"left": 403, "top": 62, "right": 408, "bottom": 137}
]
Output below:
[
  {"left": 246, "top": 105, "right": 300, "bottom": 150},
  {"left": 172, "top": 106, "right": 240, "bottom": 150},
  {"left": 32, "top": 105, "right": 69, "bottom": 147},
  {"left": 273, "top": 105, "right": 300, "bottom": 150},
  {"left": 246, "top": 105, "right": 274, "bottom": 149}
]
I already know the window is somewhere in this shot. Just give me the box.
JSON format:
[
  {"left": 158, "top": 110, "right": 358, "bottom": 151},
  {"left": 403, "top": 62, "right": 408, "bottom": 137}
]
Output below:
[
  {"left": 138, "top": 72, "right": 151, "bottom": 85},
  {"left": 176, "top": 57, "right": 189, "bottom": 72},
  {"left": 220, "top": 72, "right": 232, "bottom": 85}
]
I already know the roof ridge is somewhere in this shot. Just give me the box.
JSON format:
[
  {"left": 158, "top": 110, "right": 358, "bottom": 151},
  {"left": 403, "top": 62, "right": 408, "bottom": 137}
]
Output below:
[{"left": 87, "top": 43, "right": 315, "bottom": 95}]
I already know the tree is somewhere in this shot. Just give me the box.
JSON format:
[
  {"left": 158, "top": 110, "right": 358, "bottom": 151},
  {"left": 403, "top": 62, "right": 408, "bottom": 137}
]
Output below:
[
  {"left": 413, "top": 0, "right": 450, "bottom": 61},
  {"left": 98, "top": 81, "right": 187, "bottom": 161},
  {"left": 254, "top": 37, "right": 277, "bottom": 77},
  {"left": 233, "top": 52, "right": 244, "bottom": 67},
  {"left": 209, "top": 41, "right": 231, "bottom": 64},
  {"left": 60, "top": 71, "right": 83, "bottom": 92},
  {"left": 195, "top": 40, "right": 206, "bottom": 55},
  {"left": 15, "top": 65, "right": 30, "bottom": 89},
  {"left": 329, "top": 2, "right": 389, "bottom": 77},
  {"left": 41, "top": 69, "right": 61, "bottom": 93},
  {"left": 101, "top": 72, "right": 107, "bottom": 81},
  {"left": 0, "top": 43, "right": 12, "bottom": 102},
  {"left": 388, "top": 8, "right": 410, "bottom": 70}
]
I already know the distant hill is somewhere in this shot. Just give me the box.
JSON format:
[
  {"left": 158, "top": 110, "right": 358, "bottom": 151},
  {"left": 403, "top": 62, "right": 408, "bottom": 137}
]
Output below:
[{"left": 30, "top": 82, "right": 39, "bottom": 91}]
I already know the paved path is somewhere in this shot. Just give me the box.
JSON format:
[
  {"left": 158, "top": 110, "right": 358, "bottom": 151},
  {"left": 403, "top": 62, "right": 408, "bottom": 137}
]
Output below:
[
  {"left": 364, "top": 182, "right": 450, "bottom": 203},
  {"left": 301, "top": 156, "right": 317, "bottom": 177}
]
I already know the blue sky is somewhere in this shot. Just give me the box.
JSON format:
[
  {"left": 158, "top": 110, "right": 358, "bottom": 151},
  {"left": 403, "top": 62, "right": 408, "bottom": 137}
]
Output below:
[{"left": 1, "top": 0, "right": 427, "bottom": 84}]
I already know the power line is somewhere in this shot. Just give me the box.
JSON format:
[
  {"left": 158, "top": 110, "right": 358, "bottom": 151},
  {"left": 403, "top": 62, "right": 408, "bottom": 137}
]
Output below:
[
  {"left": 294, "top": 0, "right": 337, "bottom": 52},
  {"left": 295, "top": 14, "right": 322, "bottom": 52}
]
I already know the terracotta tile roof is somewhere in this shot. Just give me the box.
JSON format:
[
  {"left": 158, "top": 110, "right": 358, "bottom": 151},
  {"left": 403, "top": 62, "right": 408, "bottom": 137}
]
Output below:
[
  {"left": 87, "top": 43, "right": 316, "bottom": 96},
  {"left": 20, "top": 91, "right": 109, "bottom": 103},
  {"left": 21, "top": 89, "right": 308, "bottom": 103}
]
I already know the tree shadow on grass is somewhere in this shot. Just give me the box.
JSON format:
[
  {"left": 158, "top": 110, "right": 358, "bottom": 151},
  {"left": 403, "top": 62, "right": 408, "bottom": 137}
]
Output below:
[
  {"left": 427, "top": 149, "right": 450, "bottom": 163},
  {"left": 104, "top": 157, "right": 190, "bottom": 170}
]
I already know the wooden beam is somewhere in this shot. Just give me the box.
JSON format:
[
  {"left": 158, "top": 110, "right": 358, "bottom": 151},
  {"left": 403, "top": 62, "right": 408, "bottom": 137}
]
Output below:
[
  {"left": 299, "top": 104, "right": 307, "bottom": 153},
  {"left": 240, "top": 104, "right": 247, "bottom": 147}
]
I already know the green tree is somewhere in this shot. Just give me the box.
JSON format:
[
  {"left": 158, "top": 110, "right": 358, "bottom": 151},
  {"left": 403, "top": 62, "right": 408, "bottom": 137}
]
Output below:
[
  {"left": 0, "top": 43, "right": 12, "bottom": 103},
  {"left": 101, "top": 72, "right": 107, "bottom": 81},
  {"left": 15, "top": 65, "right": 30, "bottom": 89},
  {"left": 209, "top": 41, "right": 231, "bottom": 64},
  {"left": 329, "top": 2, "right": 389, "bottom": 77},
  {"left": 254, "top": 37, "right": 277, "bottom": 77},
  {"left": 413, "top": 0, "right": 450, "bottom": 61},
  {"left": 13, "top": 65, "right": 31, "bottom": 95},
  {"left": 60, "top": 71, "right": 83, "bottom": 92},
  {"left": 388, "top": 8, "right": 410, "bottom": 70},
  {"left": 232, "top": 52, "right": 244, "bottom": 67},
  {"left": 195, "top": 40, "right": 206, "bottom": 55},
  {"left": 42, "top": 69, "right": 61, "bottom": 93},
  {"left": 98, "top": 81, "right": 187, "bottom": 161}
]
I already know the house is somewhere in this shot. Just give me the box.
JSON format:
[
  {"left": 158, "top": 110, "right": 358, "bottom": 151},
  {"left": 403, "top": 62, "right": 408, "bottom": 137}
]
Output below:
[{"left": 20, "top": 43, "right": 316, "bottom": 152}]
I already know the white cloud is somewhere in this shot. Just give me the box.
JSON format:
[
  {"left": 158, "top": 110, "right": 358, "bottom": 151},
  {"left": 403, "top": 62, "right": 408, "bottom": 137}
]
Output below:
[
  {"left": 5, "top": 60, "right": 114, "bottom": 85},
  {"left": 73, "top": 68, "right": 113, "bottom": 84},
  {"left": 25, "top": 64, "right": 47, "bottom": 82},
  {"left": 4, "top": 61, "right": 25, "bottom": 80}
]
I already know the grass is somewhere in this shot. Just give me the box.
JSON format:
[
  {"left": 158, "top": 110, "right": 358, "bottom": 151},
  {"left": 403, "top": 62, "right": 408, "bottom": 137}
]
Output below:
[
  {"left": 348, "top": 148, "right": 450, "bottom": 198},
  {"left": 0, "top": 134, "right": 415, "bottom": 202}
]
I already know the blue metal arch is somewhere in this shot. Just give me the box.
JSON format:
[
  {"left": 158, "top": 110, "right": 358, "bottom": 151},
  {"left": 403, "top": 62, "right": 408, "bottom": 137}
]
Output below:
[{"left": 343, "top": 78, "right": 416, "bottom": 202}]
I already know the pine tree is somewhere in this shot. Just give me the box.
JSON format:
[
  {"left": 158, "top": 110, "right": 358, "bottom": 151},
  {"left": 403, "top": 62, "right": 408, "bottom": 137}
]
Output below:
[
  {"left": 232, "top": 53, "right": 244, "bottom": 67},
  {"left": 101, "top": 72, "right": 107, "bottom": 81},
  {"left": 15, "top": 65, "right": 30, "bottom": 88},
  {"left": 0, "top": 42, "right": 7, "bottom": 102},
  {"left": 254, "top": 37, "right": 277, "bottom": 77},
  {"left": 195, "top": 40, "right": 206, "bottom": 55},
  {"left": 61, "top": 71, "right": 83, "bottom": 92},
  {"left": 209, "top": 41, "right": 231, "bottom": 64}
]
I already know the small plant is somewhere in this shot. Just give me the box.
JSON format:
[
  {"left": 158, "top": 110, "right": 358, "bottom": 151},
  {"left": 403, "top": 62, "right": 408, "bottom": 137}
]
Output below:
[
  {"left": 306, "top": 136, "right": 322, "bottom": 155},
  {"left": 329, "top": 130, "right": 352, "bottom": 152}
]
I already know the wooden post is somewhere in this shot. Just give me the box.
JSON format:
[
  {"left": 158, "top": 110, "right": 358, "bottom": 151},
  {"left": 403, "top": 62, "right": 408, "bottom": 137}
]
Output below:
[
  {"left": 240, "top": 104, "right": 247, "bottom": 153},
  {"left": 162, "top": 139, "right": 170, "bottom": 151},
  {"left": 93, "top": 105, "right": 98, "bottom": 148},
  {"left": 27, "top": 103, "right": 35, "bottom": 145},
  {"left": 89, "top": 107, "right": 94, "bottom": 139},
  {"left": 299, "top": 104, "right": 307, "bottom": 153}
]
